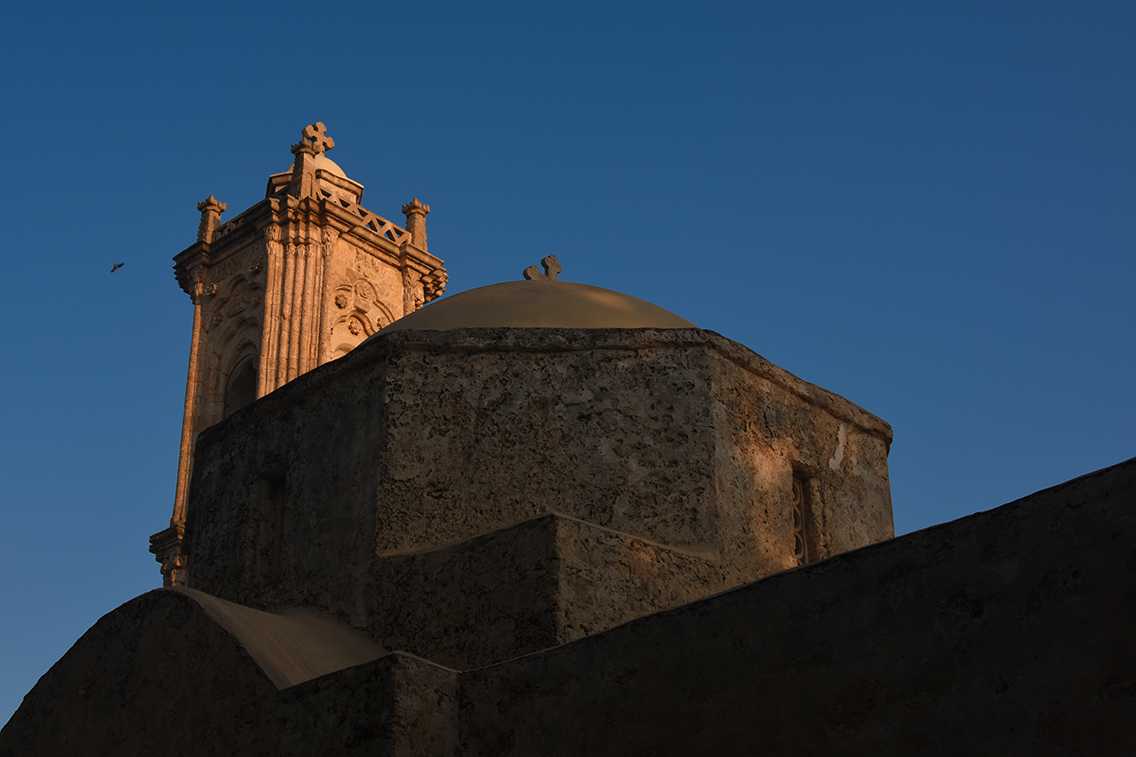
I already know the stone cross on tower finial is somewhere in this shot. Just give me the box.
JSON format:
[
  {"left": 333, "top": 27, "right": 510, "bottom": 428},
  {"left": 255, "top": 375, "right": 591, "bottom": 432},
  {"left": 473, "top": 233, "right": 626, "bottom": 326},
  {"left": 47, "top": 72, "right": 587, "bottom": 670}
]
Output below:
[
  {"left": 287, "top": 122, "right": 334, "bottom": 198},
  {"left": 291, "top": 122, "right": 335, "bottom": 156},
  {"left": 523, "top": 255, "right": 562, "bottom": 282}
]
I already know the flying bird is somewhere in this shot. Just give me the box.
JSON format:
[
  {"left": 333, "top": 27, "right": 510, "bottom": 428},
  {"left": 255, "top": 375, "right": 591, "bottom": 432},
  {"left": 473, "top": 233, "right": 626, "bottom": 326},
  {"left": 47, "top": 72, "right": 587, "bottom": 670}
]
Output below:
[{"left": 111, "top": 262, "right": 124, "bottom": 273}]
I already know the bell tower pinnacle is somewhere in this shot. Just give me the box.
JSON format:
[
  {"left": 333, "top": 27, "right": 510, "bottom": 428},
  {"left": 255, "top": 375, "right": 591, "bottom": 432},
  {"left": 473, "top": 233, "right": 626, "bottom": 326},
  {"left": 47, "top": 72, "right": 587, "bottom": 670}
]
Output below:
[{"left": 150, "top": 123, "right": 447, "bottom": 585}]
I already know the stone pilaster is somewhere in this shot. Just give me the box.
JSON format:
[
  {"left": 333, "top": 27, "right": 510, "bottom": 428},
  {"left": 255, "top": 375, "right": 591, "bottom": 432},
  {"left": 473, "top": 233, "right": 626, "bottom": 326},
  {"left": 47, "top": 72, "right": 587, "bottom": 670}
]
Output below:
[
  {"left": 316, "top": 227, "right": 339, "bottom": 364},
  {"left": 259, "top": 224, "right": 284, "bottom": 396},
  {"left": 149, "top": 275, "right": 207, "bottom": 586}
]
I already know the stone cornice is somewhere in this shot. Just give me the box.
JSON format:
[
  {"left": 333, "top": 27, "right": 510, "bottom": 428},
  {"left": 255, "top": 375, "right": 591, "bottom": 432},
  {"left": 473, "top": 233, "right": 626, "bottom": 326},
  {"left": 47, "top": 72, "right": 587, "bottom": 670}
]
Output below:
[
  {"left": 196, "top": 328, "right": 894, "bottom": 451},
  {"left": 172, "top": 196, "right": 445, "bottom": 300},
  {"left": 172, "top": 242, "right": 207, "bottom": 297},
  {"left": 374, "top": 329, "right": 894, "bottom": 445}
]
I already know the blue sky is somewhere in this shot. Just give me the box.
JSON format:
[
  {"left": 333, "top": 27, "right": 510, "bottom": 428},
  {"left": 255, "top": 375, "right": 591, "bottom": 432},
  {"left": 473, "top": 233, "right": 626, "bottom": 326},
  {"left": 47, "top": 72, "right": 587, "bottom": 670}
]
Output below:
[{"left": 1, "top": 1, "right": 1132, "bottom": 724}]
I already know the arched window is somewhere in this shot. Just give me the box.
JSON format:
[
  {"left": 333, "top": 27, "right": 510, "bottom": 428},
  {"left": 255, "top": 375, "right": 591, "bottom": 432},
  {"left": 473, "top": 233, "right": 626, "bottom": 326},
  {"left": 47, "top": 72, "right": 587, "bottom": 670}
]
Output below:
[{"left": 223, "top": 354, "right": 258, "bottom": 418}]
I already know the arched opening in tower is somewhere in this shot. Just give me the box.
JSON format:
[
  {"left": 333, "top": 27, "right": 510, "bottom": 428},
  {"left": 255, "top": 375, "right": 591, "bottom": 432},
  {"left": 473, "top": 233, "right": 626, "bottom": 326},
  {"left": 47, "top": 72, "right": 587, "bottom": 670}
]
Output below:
[{"left": 223, "top": 354, "right": 258, "bottom": 418}]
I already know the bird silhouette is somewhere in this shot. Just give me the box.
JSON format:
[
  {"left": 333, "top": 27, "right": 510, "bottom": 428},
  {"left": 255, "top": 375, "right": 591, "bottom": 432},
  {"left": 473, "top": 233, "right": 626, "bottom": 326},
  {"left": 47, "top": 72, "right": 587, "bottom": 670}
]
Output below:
[{"left": 111, "top": 263, "right": 124, "bottom": 273}]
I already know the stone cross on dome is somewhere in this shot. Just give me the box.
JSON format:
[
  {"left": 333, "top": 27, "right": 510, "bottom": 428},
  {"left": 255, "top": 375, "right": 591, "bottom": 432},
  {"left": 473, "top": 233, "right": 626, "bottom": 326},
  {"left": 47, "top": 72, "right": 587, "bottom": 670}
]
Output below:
[
  {"left": 523, "top": 255, "right": 562, "bottom": 282},
  {"left": 291, "top": 122, "right": 336, "bottom": 156}
]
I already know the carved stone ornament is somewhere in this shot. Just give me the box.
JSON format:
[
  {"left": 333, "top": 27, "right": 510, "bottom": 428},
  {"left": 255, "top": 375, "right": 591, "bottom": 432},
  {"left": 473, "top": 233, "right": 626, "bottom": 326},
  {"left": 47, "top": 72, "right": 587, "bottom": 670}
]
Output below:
[
  {"left": 211, "top": 248, "right": 261, "bottom": 282},
  {"left": 224, "top": 285, "right": 255, "bottom": 317},
  {"left": 523, "top": 255, "right": 562, "bottom": 282},
  {"left": 196, "top": 195, "right": 227, "bottom": 243},
  {"left": 401, "top": 198, "right": 430, "bottom": 217},
  {"left": 149, "top": 524, "right": 188, "bottom": 587},
  {"left": 335, "top": 293, "right": 349, "bottom": 309},
  {"left": 422, "top": 267, "right": 448, "bottom": 302},
  {"left": 321, "top": 227, "right": 340, "bottom": 254},
  {"left": 291, "top": 122, "right": 335, "bottom": 156},
  {"left": 354, "top": 280, "right": 377, "bottom": 303}
]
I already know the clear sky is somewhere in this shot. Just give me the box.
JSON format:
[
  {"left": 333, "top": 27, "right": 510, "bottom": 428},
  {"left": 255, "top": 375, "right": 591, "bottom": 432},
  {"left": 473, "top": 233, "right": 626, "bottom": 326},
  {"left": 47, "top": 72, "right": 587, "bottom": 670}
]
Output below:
[{"left": 1, "top": 0, "right": 1132, "bottom": 725}]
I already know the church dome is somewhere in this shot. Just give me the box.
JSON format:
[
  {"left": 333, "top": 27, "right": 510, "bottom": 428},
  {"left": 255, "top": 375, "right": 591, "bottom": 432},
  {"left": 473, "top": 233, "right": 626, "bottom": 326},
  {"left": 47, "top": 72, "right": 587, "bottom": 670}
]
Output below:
[
  {"left": 281, "top": 152, "right": 348, "bottom": 178},
  {"left": 376, "top": 279, "right": 697, "bottom": 334}
]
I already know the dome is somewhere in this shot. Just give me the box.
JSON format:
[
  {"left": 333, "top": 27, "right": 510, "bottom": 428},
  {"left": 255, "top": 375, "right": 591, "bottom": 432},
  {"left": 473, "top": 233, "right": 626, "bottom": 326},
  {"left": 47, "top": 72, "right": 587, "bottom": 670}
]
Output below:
[
  {"left": 280, "top": 152, "right": 348, "bottom": 178},
  {"left": 375, "top": 280, "right": 697, "bottom": 335}
]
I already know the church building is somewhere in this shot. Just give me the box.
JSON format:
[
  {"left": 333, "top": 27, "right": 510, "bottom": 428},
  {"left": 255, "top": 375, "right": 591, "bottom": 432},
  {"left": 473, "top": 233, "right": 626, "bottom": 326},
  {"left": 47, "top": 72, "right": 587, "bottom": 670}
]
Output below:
[{"left": 2, "top": 124, "right": 1131, "bottom": 756}]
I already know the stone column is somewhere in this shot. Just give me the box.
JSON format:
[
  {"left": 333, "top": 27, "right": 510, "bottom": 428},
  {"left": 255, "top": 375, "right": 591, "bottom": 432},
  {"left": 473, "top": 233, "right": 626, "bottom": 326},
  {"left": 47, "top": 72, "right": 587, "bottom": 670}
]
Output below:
[
  {"left": 285, "top": 220, "right": 309, "bottom": 381},
  {"left": 315, "top": 227, "right": 338, "bottom": 366},
  {"left": 155, "top": 275, "right": 207, "bottom": 587},
  {"left": 276, "top": 223, "right": 298, "bottom": 387},
  {"left": 299, "top": 221, "right": 321, "bottom": 374},
  {"left": 258, "top": 224, "right": 284, "bottom": 396}
]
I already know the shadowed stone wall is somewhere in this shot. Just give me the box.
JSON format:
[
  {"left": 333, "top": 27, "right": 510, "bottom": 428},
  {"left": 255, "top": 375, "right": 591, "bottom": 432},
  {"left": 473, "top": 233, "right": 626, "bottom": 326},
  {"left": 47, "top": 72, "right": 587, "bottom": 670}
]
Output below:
[
  {"left": 453, "top": 458, "right": 1136, "bottom": 755},
  {"left": 360, "top": 513, "right": 730, "bottom": 668},
  {"left": 184, "top": 328, "right": 892, "bottom": 661},
  {"left": 4, "top": 459, "right": 1131, "bottom": 755}
]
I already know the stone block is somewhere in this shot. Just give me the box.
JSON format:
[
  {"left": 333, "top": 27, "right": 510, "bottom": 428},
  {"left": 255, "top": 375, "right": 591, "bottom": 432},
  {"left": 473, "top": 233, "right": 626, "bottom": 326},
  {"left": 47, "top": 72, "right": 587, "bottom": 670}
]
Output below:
[{"left": 361, "top": 513, "right": 727, "bottom": 668}]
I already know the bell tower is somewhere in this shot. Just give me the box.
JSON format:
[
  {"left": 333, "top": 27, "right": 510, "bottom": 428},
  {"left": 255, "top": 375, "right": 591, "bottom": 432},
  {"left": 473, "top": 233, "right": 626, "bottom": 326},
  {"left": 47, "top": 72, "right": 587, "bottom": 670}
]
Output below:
[{"left": 150, "top": 123, "right": 447, "bottom": 585}]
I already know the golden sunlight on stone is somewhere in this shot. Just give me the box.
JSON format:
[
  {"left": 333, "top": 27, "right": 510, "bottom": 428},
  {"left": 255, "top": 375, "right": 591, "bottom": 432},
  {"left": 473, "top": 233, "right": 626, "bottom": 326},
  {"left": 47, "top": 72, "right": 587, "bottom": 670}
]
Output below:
[{"left": 374, "top": 280, "right": 698, "bottom": 334}]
